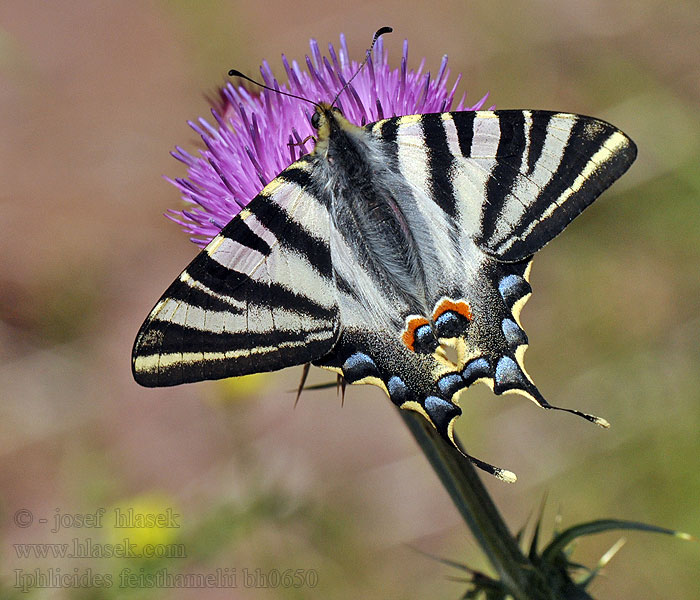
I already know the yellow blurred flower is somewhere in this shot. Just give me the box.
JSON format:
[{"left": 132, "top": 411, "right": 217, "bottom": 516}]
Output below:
[
  {"left": 104, "top": 493, "right": 180, "bottom": 553},
  {"left": 212, "top": 372, "right": 272, "bottom": 403}
]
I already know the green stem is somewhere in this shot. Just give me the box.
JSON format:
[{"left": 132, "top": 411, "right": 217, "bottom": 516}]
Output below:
[{"left": 399, "top": 410, "right": 561, "bottom": 600}]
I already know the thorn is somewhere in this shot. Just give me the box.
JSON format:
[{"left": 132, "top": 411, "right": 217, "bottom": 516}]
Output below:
[
  {"left": 529, "top": 492, "right": 549, "bottom": 557},
  {"left": 579, "top": 537, "right": 627, "bottom": 588},
  {"left": 292, "top": 380, "right": 337, "bottom": 391},
  {"left": 294, "top": 363, "right": 311, "bottom": 408},
  {"left": 598, "top": 537, "right": 626, "bottom": 569},
  {"left": 405, "top": 544, "right": 481, "bottom": 575}
]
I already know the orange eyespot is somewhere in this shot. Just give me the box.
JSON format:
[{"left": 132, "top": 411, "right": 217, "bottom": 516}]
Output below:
[
  {"left": 433, "top": 298, "right": 472, "bottom": 322},
  {"left": 402, "top": 316, "right": 430, "bottom": 352}
]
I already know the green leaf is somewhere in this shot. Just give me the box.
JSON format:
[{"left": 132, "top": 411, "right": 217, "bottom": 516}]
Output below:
[{"left": 541, "top": 519, "right": 694, "bottom": 565}]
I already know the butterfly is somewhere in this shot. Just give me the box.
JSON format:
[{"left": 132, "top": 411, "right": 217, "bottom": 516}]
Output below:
[{"left": 132, "top": 76, "right": 636, "bottom": 480}]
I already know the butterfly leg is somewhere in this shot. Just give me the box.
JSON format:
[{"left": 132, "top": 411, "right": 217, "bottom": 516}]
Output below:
[{"left": 294, "top": 362, "right": 311, "bottom": 408}]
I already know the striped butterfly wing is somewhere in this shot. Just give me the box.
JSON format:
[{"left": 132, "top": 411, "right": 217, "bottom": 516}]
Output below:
[
  {"left": 132, "top": 159, "right": 340, "bottom": 387},
  {"left": 470, "top": 110, "right": 636, "bottom": 261},
  {"left": 314, "top": 110, "right": 635, "bottom": 462}
]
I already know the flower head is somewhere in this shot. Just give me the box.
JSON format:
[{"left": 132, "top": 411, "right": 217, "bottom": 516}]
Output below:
[{"left": 167, "top": 34, "right": 490, "bottom": 246}]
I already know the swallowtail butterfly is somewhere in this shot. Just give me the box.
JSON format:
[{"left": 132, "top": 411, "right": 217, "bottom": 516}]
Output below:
[{"left": 132, "top": 38, "right": 636, "bottom": 480}]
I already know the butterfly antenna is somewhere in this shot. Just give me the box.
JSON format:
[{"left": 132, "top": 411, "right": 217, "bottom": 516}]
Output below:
[
  {"left": 294, "top": 363, "right": 311, "bottom": 409},
  {"left": 330, "top": 26, "right": 392, "bottom": 108},
  {"left": 228, "top": 69, "right": 321, "bottom": 109}
]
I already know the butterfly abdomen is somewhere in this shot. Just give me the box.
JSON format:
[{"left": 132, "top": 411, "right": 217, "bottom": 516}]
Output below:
[{"left": 320, "top": 112, "right": 454, "bottom": 319}]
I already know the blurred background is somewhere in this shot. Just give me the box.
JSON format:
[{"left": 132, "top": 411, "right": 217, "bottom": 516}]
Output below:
[{"left": 1, "top": 1, "right": 699, "bottom": 597}]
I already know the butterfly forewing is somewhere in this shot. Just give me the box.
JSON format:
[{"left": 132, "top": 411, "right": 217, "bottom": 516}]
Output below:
[
  {"left": 132, "top": 158, "right": 340, "bottom": 387},
  {"left": 371, "top": 110, "right": 637, "bottom": 262}
]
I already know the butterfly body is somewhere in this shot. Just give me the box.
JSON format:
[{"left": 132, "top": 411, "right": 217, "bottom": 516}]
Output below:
[{"left": 133, "top": 103, "right": 636, "bottom": 475}]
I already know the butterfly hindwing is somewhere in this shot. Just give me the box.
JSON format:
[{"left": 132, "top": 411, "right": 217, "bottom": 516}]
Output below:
[
  {"left": 132, "top": 158, "right": 340, "bottom": 387},
  {"left": 313, "top": 257, "right": 535, "bottom": 443}
]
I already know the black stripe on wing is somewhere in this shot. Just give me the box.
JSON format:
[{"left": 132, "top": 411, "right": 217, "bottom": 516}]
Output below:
[
  {"left": 445, "top": 110, "right": 637, "bottom": 262},
  {"left": 525, "top": 111, "right": 550, "bottom": 176},
  {"left": 375, "top": 117, "right": 399, "bottom": 150},
  {"left": 479, "top": 110, "right": 528, "bottom": 245},
  {"left": 164, "top": 279, "right": 245, "bottom": 313},
  {"left": 189, "top": 253, "right": 335, "bottom": 318},
  {"left": 222, "top": 218, "right": 272, "bottom": 256},
  {"left": 247, "top": 191, "right": 332, "bottom": 277},
  {"left": 453, "top": 111, "right": 476, "bottom": 158},
  {"left": 138, "top": 320, "right": 332, "bottom": 356},
  {"left": 422, "top": 114, "right": 457, "bottom": 217},
  {"left": 133, "top": 166, "right": 340, "bottom": 387},
  {"left": 500, "top": 116, "right": 635, "bottom": 260}
]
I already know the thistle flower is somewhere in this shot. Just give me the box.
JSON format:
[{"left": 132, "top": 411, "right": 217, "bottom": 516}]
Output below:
[{"left": 166, "top": 34, "right": 490, "bottom": 246}]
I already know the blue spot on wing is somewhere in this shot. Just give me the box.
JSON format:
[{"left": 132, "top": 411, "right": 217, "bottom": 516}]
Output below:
[
  {"left": 462, "top": 358, "right": 492, "bottom": 385},
  {"left": 435, "top": 311, "right": 469, "bottom": 338},
  {"left": 498, "top": 274, "right": 531, "bottom": 307},
  {"left": 494, "top": 356, "right": 530, "bottom": 393},
  {"left": 438, "top": 373, "right": 465, "bottom": 397},
  {"left": 414, "top": 323, "right": 438, "bottom": 353},
  {"left": 424, "top": 396, "right": 461, "bottom": 434},
  {"left": 342, "top": 352, "right": 379, "bottom": 383},
  {"left": 387, "top": 376, "right": 410, "bottom": 406},
  {"left": 502, "top": 318, "right": 528, "bottom": 348},
  {"left": 435, "top": 312, "right": 459, "bottom": 328}
]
